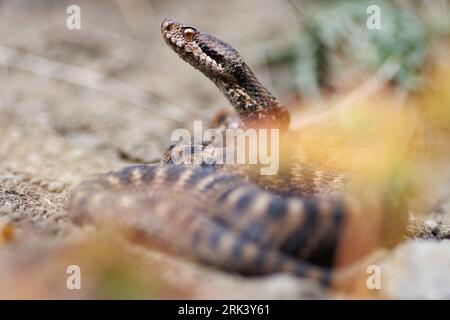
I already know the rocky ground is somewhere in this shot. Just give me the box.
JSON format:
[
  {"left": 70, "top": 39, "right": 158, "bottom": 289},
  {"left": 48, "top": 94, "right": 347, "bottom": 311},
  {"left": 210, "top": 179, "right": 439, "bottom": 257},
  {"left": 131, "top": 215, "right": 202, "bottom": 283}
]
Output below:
[{"left": 0, "top": 0, "right": 449, "bottom": 299}]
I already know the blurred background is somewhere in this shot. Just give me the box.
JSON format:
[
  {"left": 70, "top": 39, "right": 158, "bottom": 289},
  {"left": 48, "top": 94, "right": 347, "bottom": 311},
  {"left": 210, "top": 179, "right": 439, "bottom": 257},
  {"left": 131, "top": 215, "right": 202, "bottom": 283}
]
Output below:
[{"left": 0, "top": 0, "right": 449, "bottom": 299}]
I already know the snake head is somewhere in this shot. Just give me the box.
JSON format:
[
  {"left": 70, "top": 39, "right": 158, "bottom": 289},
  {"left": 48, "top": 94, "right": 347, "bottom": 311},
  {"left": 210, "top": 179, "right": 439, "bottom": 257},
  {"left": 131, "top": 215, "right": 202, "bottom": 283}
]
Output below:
[{"left": 161, "top": 18, "right": 242, "bottom": 80}]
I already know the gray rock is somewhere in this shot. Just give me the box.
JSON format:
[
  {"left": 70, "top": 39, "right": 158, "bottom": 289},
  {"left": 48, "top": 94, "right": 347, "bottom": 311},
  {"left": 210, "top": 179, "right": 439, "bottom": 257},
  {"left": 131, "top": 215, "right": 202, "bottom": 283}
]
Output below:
[{"left": 381, "top": 240, "right": 450, "bottom": 299}]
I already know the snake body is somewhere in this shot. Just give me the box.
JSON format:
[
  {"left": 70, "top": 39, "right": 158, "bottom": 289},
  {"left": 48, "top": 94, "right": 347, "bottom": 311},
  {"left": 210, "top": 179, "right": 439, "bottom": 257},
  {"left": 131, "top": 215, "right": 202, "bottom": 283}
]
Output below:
[{"left": 70, "top": 19, "right": 392, "bottom": 286}]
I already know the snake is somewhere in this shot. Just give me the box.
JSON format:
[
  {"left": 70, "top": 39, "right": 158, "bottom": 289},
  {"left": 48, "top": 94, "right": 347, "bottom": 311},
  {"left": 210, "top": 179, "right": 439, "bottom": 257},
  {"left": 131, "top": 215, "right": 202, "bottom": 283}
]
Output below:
[{"left": 69, "top": 18, "right": 402, "bottom": 286}]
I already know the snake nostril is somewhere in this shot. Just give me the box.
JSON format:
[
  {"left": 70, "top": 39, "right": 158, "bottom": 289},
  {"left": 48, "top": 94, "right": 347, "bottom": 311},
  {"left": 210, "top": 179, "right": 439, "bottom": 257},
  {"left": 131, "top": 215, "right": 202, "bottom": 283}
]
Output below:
[{"left": 161, "top": 19, "right": 174, "bottom": 32}]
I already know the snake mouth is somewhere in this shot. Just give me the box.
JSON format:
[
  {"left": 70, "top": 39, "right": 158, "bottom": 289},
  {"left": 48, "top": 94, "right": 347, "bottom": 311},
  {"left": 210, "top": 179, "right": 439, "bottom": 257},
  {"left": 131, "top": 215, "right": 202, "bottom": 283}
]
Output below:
[{"left": 161, "top": 18, "right": 225, "bottom": 74}]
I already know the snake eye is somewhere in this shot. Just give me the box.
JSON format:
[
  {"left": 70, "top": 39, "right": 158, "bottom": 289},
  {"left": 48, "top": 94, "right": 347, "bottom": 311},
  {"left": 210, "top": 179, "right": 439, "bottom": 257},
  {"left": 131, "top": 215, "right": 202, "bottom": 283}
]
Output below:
[{"left": 183, "top": 28, "right": 196, "bottom": 41}]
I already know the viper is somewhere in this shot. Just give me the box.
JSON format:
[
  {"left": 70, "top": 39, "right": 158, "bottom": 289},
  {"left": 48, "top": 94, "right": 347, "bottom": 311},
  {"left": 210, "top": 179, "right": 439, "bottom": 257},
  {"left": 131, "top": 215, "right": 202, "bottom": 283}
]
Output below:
[{"left": 70, "top": 19, "right": 407, "bottom": 287}]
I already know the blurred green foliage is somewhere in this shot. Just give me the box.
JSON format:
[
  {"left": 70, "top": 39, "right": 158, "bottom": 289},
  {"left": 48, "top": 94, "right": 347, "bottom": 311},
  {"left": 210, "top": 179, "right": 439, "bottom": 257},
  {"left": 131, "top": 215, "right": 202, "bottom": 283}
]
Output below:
[{"left": 270, "top": 0, "right": 443, "bottom": 97}]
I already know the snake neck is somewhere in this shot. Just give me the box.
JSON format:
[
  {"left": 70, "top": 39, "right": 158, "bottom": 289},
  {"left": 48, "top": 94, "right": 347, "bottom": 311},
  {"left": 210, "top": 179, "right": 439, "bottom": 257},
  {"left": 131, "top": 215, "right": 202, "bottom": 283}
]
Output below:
[{"left": 211, "top": 63, "right": 290, "bottom": 133}]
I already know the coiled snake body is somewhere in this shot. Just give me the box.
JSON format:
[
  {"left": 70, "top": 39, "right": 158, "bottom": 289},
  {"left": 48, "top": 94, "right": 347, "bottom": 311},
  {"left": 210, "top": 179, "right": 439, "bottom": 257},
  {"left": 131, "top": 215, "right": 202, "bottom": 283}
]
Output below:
[{"left": 70, "top": 19, "right": 397, "bottom": 286}]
